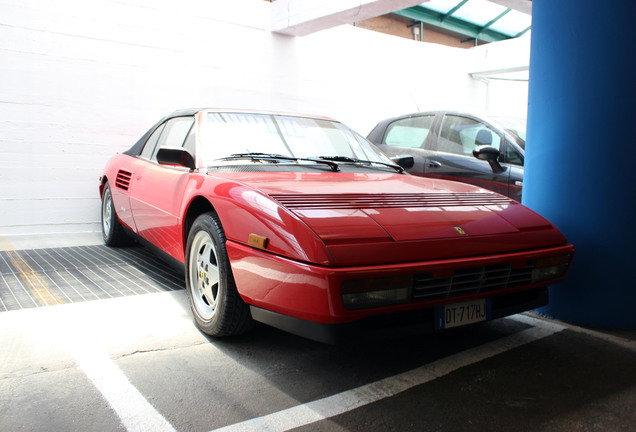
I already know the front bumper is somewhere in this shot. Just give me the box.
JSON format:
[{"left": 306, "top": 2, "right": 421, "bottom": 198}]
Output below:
[
  {"left": 227, "top": 241, "right": 574, "bottom": 328},
  {"left": 249, "top": 287, "right": 549, "bottom": 344}
]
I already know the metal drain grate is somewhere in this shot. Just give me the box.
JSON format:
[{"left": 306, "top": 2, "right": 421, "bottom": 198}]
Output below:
[{"left": 0, "top": 245, "right": 184, "bottom": 312}]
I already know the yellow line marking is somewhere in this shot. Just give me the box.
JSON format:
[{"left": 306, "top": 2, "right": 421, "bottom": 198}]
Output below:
[
  {"left": 5, "top": 250, "right": 64, "bottom": 306},
  {"left": 0, "top": 235, "right": 15, "bottom": 252}
]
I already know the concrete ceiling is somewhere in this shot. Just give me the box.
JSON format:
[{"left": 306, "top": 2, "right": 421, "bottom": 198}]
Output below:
[{"left": 489, "top": 0, "right": 531, "bottom": 15}]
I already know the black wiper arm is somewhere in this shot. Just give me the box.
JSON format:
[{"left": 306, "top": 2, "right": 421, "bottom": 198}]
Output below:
[
  {"left": 317, "top": 156, "right": 404, "bottom": 173},
  {"left": 218, "top": 153, "right": 340, "bottom": 172},
  {"left": 222, "top": 152, "right": 291, "bottom": 160}
]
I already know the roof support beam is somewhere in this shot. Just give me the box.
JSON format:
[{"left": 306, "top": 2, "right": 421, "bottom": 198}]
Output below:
[
  {"left": 478, "top": 8, "right": 511, "bottom": 34},
  {"left": 271, "top": 0, "right": 425, "bottom": 36},
  {"left": 394, "top": 5, "right": 513, "bottom": 43},
  {"left": 441, "top": 0, "right": 469, "bottom": 22}
]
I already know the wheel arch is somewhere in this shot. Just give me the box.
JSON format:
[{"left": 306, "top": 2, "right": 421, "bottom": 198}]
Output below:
[
  {"left": 99, "top": 175, "right": 109, "bottom": 198},
  {"left": 183, "top": 196, "right": 216, "bottom": 254}
]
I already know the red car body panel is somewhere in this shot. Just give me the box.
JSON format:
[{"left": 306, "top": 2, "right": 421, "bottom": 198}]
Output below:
[{"left": 100, "top": 109, "right": 574, "bottom": 339}]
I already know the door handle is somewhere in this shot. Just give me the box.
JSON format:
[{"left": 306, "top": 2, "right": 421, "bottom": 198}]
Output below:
[{"left": 428, "top": 160, "right": 442, "bottom": 168}]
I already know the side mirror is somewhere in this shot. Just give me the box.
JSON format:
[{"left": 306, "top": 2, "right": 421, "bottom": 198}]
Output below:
[
  {"left": 472, "top": 146, "right": 504, "bottom": 173},
  {"left": 156, "top": 147, "right": 196, "bottom": 171},
  {"left": 390, "top": 155, "right": 415, "bottom": 169}
]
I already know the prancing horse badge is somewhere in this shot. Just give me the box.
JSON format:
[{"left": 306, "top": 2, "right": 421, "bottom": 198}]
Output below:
[{"left": 454, "top": 226, "right": 467, "bottom": 235}]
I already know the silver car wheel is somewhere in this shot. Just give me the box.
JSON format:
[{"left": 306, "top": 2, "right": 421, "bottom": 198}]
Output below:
[
  {"left": 102, "top": 187, "right": 113, "bottom": 237},
  {"left": 189, "top": 230, "right": 221, "bottom": 321}
]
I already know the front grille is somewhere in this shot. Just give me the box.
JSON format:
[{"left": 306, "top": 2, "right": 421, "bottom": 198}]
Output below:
[
  {"left": 271, "top": 193, "right": 513, "bottom": 210},
  {"left": 412, "top": 262, "right": 534, "bottom": 301}
]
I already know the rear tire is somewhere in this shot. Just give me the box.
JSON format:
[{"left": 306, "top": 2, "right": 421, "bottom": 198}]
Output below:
[
  {"left": 101, "top": 182, "right": 131, "bottom": 246},
  {"left": 185, "top": 212, "right": 252, "bottom": 337}
]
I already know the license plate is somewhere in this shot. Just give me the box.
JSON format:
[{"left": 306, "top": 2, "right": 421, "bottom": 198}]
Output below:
[{"left": 435, "top": 298, "right": 491, "bottom": 330}]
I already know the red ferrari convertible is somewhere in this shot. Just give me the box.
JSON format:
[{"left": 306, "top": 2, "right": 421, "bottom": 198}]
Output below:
[{"left": 100, "top": 109, "right": 574, "bottom": 342}]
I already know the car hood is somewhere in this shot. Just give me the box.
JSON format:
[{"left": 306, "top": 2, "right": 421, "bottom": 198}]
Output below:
[{"left": 211, "top": 171, "right": 566, "bottom": 266}]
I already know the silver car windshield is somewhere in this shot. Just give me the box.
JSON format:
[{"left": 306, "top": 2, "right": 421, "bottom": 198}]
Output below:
[{"left": 198, "top": 112, "right": 392, "bottom": 167}]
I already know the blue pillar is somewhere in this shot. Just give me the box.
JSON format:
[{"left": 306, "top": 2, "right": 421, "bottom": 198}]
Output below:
[{"left": 525, "top": 0, "right": 636, "bottom": 328}]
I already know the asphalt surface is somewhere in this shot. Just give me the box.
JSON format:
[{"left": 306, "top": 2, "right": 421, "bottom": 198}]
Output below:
[
  {"left": 1, "top": 286, "right": 635, "bottom": 432},
  {"left": 1, "top": 237, "right": 635, "bottom": 432}
]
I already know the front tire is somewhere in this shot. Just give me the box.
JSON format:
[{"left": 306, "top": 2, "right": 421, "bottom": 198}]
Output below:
[
  {"left": 185, "top": 212, "right": 252, "bottom": 337},
  {"left": 101, "top": 182, "right": 131, "bottom": 246}
]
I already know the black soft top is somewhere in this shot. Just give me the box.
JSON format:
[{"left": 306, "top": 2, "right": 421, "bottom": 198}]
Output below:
[{"left": 123, "top": 108, "right": 200, "bottom": 156}]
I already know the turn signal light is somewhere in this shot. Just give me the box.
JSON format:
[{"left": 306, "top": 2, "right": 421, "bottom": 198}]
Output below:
[{"left": 248, "top": 234, "right": 268, "bottom": 249}]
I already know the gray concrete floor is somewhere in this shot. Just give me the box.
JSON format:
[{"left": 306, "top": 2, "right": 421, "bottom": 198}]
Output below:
[{"left": 0, "top": 232, "right": 635, "bottom": 432}]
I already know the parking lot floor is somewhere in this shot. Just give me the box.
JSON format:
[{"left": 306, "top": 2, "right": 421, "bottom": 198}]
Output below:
[{"left": 0, "top": 232, "right": 635, "bottom": 431}]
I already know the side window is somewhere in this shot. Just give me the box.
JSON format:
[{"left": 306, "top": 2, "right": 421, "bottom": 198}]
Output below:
[
  {"left": 151, "top": 117, "right": 195, "bottom": 161},
  {"left": 183, "top": 126, "right": 196, "bottom": 156},
  {"left": 139, "top": 124, "right": 165, "bottom": 160},
  {"left": 383, "top": 116, "right": 435, "bottom": 148},
  {"left": 505, "top": 140, "right": 524, "bottom": 166},
  {"left": 437, "top": 116, "right": 501, "bottom": 156}
]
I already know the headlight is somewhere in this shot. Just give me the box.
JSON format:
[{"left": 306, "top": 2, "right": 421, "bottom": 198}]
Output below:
[
  {"left": 531, "top": 254, "right": 572, "bottom": 283},
  {"left": 341, "top": 275, "right": 413, "bottom": 310}
]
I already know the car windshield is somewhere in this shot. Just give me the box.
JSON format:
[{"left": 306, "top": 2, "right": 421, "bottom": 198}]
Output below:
[
  {"left": 491, "top": 116, "right": 526, "bottom": 149},
  {"left": 198, "top": 112, "right": 393, "bottom": 168}
]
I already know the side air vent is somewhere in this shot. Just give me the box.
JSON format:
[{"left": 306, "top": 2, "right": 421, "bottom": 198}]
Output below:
[
  {"left": 271, "top": 193, "right": 513, "bottom": 210},
  {"left": 115, "top": 170, "right": 132, "bottom": 191}
]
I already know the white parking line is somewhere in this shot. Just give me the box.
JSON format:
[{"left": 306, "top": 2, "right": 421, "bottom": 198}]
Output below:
[
  {"left": 211, "top": 322, "right": 563, "bottom": 432},
  {"left": 513, "top": 313, "right": 636, "bottom": 353},
  {"left": 72, "top": 343, "right": 176, "bottom": 432}
]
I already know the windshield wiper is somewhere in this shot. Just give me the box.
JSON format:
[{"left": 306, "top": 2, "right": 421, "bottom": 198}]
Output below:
[
  {"left": 217, "top": 153, "right": 340, "bottom": 172},
  {"left": 317, "top": 156, "right": 404, "bottom": 173}
]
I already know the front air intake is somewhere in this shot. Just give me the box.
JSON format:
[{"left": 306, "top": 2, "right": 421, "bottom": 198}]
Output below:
[{"left": 412, "top": 263, "right": 534, "bottom": 301}]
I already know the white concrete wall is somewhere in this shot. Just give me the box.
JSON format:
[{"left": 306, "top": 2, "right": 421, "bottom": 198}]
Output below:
[
  {"left": 0, "top": 0, "right": 529, "bottom": 236},
  {"left": 468, "top": 35, "right": 531, "bottom": 118}
]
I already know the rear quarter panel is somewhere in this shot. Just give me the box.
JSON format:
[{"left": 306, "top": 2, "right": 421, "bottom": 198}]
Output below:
[{"left": 101, "top": 154, "right": 139, "bottom": 232}]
